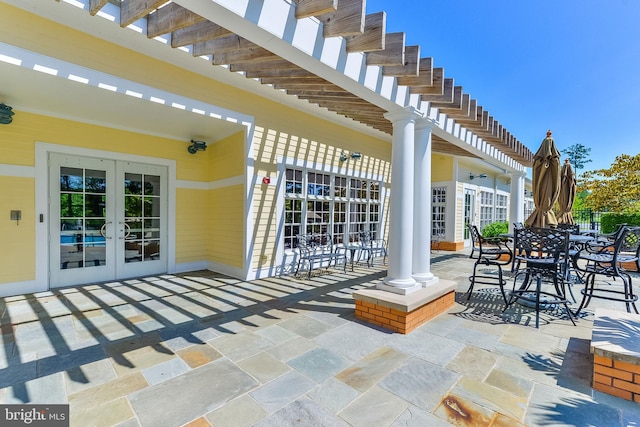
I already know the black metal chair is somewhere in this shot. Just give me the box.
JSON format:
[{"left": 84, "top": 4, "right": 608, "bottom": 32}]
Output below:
[
  {"left": 574, "top": 226, "right": 640, "bottom": 315},
  {"left": 358, "top": 230, "right": 388, "bottom": 266},
  {"left": 466, "top": 224, "right": 512, "bottom": 304},
  {"left": 506, "top": 227, "right": 576, "bottom": 328},
  {"left": 556, "top": 223, "right": 580, "bottom": 235},
  {"left": 295, "top": 234, "right": 346, "bottom": 279}
]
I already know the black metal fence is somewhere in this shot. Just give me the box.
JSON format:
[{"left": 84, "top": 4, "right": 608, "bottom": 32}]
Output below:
[{"left": 573, "top": 209, "right": 604, "bottom": 233}]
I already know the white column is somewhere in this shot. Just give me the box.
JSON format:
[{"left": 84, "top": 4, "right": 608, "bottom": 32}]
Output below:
[
  {"left": 412, "top": 118, "right": 439, "bottom": 286},
  {"left": 378, "top": 107, "right": 423, "bottom": 295},
  {"left": 509, "top": 171, "right": 526, "bottom": 232}
]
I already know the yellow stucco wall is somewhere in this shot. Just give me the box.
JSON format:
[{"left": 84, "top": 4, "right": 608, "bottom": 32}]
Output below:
[
  {"left": 209, "top": 185, "right": 244, "bottom": 268},
  {"left": 0, "top": 177, "right": 35, "bottom": 283},
  {"left": 250, "top": 118, "right": 391, "bottom": 270},
  {"left": 431, "top": 154, "right": 454, "bottom": 182},
  {"left": 0, "top": 109, "right": 245, "bottom": 285},
  {"left": 0, "top": 3, "right": 395, "bottom": 281}
]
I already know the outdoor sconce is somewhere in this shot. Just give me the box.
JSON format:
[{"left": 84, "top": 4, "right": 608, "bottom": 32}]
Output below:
[
  {"left": 339, "top": 151, "right": 362, "bottom": 162},
  {"left": 469, "top": 173, "right": 487, "bottom": 180},
  {"left": 187, "top": 140, "right": 207, "bottom": 154},
  {"left": 0, "top": 103, "right": 14, "bottom": 125}
]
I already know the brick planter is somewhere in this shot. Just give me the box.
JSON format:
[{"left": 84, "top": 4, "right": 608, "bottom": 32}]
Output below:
[
  {"left": 591, "top": 308, "right": 640, "bottom": 401},
  {"left": 353, "top": 280, "right": 456, "bottom": 334}
]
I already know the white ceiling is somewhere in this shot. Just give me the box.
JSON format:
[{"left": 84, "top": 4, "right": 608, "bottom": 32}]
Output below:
[{"left": 0, "top": 58, "right": 243, "bottom": 145}]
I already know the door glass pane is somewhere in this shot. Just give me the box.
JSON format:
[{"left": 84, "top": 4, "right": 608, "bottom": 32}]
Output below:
[
  {"left": 125, "top": 173, "right": 143, "bottom": 195},
  {"left": 123, "top": 173, "right": 161, "bottom": 264},
  {"left": 85, "top": 169, "right": 106, "bottom": 193},
  {"left": 60, "top": 167, "right": 83, "bottom": 192},
  {"left": 59, "top": 167, "right": 106, "bottom": 270}
]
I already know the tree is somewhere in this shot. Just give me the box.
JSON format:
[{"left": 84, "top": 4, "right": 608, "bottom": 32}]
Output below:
[
  {"left": 580, "top": 154, "right": 640, "bottom": 212},
  {"left": 561, "top": 144, "right": 592, "bottom": 179}
]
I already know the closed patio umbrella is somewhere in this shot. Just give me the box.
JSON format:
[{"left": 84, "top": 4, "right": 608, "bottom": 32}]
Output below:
[
  {"left": 558, "top": 158, "right": 576, "bottom": 224},
  {"left": 526, "top": 130, "right": 561, "bottom": 228}
]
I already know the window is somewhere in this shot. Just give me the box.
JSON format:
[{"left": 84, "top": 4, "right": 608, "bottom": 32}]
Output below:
[
  {"left": 348, "top": 202, "right": 367, "bottom": 242},
  {"left": 307, "top": 172, "right": 330, "bottom": 196},
  {"left": 432, "top": 187, "right": 446, "bottom": 237},
  {"left": 524, "top": 199, "right": 535, "bottom": 218},
  {"left": 285, "top": 169, "right": 303, "bottom": 194},
  {"left": 284, "top": 199, "right": 302, "bottom": 249},
  {"left": 479, "top": 191, "right": 493, "bottom": 230},
  {"left": 284, "top": 168, "right": 382, "bottom": 248},
  {"left": 496, "top": 194, "right": 508, "bottom": 222}
]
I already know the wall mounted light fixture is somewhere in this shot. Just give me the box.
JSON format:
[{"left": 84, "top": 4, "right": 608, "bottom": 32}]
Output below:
[
  {"left": 339, "top": 151, "right": 363, "bottom": 162},
  {"left": 188, "top": 140, "right": 207, "bottom": 154},
  {"left": 469, "top": 173, "right": 487, "bottom": 180},
  {"left": 0, "top": 103, "right": 14, "bottom": 125}
]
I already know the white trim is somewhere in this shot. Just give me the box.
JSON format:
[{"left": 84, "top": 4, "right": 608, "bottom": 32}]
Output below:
[
  {"left": 0, "top": 42, "right": 252, "bottom": 141},
  {"left": 34, "top": 142, "right": 178, "bottom": 292},
  {"left": 207, "top": 260, "right": 244, "bottom": 280},
  {"left": 0, "top": 164, "right": 34, "bottom": 178},
  {"left": 174, "top": 261, "right": 209, "bottom": 274},
  {"left": 176, "top": 175, "right": 244, "bottom": 190},
  {"left": 0, "top": 280, "right": 42, "bottom": 298}
]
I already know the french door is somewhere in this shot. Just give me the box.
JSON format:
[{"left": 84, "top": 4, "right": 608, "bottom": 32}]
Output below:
[
  {"left": 463, "top": 188, "right": 476, "bottom": 247},
  {"left": 49, "top": 153, "right": 167, "bottom": 288}
]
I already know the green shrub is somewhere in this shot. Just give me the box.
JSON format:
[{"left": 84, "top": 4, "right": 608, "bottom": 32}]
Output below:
[
  {"left": 601, "top": 213, "right": 640, "bottom": 233},
  {"left": 481, "top": 221, "right": 509, "bottom": 238}
]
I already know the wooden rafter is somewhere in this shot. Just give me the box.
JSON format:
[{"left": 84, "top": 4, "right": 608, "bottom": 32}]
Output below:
[
  {"left": 89, "top": 0, "right": 109, "bottom": 16},
  {"left": 244, "top": 68, "right": 315, "bottom": 79},
  {"left": 318, "top": 0, "right": 365, "bottom": 37},
  {"left": 366, "top": 32, "right": 405, "bottom": 66},
  {"left": 229, "top": 59, "right": 302, "bottom": 72},
  {"left": 396, "top": 57, "right": 433, "bottom": 87},
  {"left": 171, "top": 20, "right": 232, "bottom": 48},
  {"left": 345, "top": 12, "right": 385, "bottom": 53},
  {"left": 294, "top": 0, "right": 337, "bottom": 19},
  {"left": 422, "top": 78, "right": 454, "bottom": 106},
  {"left": 212, "top": 47, "right": 277, "bottom": 65},
  {"left": 260, "top": 77, "right": 332, "bottom": 86},
  {"left": 120, "top": 0, "right": 166, "bottom": 28},
  {"left": 408, "top": 67, "right": 444, "bottom": 95},
  {"left": 382, "top": 45, "right": 420, "bottom": 77},
  {"left": 82, "top": 0, "right": 535, "bottom": 163},
  {"left": 147, "top": 3, "right": 205, "bottom": 39}
]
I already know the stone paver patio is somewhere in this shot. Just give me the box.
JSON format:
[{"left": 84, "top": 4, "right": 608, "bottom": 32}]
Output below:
[{"left": 1, "top": 251, "right": 640, "bottom": 426}]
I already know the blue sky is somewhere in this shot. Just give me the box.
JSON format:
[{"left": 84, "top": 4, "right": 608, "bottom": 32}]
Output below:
[{"left": 367, "top": 0, "right": 640, "bottom": 173}]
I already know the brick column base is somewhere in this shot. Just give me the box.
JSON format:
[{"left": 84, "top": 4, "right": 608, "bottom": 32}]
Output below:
[
  {"left": 593, "top": 354, "right": 640, "bottom": 402},
  {"left": 354, "top": 286, "right": 455, "bottom": 334}
]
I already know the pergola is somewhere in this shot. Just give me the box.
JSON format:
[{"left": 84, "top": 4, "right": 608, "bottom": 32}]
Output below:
[{"left": 78, "top": 0, "right": 533, "bottom": 166}]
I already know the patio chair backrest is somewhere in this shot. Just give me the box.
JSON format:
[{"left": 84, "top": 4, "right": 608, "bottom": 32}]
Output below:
[
  {"left": 613, "top": 226, "right": 640, "bottom": 262},
  {"left": 468, "top": 224, "right": 483, "bottom": 250},
  {"left": 514, "top": 226, "right": 569, "bottom": 263},
  {"left": 556, "top": 223, "right": 580, "bottom": 235}
]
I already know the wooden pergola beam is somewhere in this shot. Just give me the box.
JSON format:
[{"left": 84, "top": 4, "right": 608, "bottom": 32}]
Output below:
[
  {"left": 366, "top": 32, "right": 405, "bottom": 66},
  {"left": 345, "top": 12, "right": 386, "bottom": 53},
  {"left": 120, "top": 0, "right": 166, "bottom": 28},
  {"left": 294, "top": 0, "right": 338, "bottom": 19},
  {"left": 318, "top": 0, "right": 365, "bottom": 37},
  {"left": 422, "top": 78, "right": 454, "bottom": 105},
  {"left": 396, "top": 57, "right": 433, "bottom": 87},
  {"left": 408, "top": 67, "right": 444, "bottom": 95},
  {"left": 229, "top": 59, "right": 303, "bottom": 72},
  {"left": 89, "top": 0, "right": 108, "bottom": 16},
  {"left": 244, "top": 68, "right": 314, "bottom": 79},
  {"left": 147, "top": 3, "right": 206, "bottom": 39},
  {"left": 383, "top": 45, "right": 420, "bottom": 77},
  {"left": 171, "top": 20, "right": 232, "bottom": 48}
]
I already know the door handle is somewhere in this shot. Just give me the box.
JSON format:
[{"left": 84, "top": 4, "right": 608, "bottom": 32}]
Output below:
[{"left": 100, "top": 221, "right": 113, "bottom": 239}]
